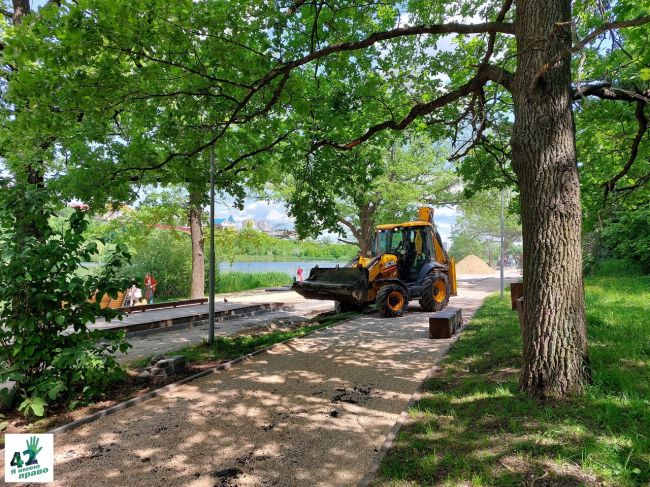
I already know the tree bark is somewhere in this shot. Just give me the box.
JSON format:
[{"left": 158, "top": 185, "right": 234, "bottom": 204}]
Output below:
[
  {"left": 358, "top": 203, "right": 376, "bottom": 255},
  {"left": 12, "top": 0, "right": 30, "bottom": 25},
  {"left": 188, "top": 191, "right": 205, "bottom": 299},
  {"left": 511, "top": 0, "right": 589, "bottom": 397}
]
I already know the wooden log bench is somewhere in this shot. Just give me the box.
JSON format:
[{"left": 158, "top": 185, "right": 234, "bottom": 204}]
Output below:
[{"left": 429, "top": 307, "right": 463, "bottom": 339}]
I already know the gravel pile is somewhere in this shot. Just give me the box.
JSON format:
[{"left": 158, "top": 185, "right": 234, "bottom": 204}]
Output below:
[{"left": 456, "top": 254, "right": 494, "bottom": 274}]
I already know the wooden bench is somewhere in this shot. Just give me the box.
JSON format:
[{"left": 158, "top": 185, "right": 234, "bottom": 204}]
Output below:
[{"left": 429, "top": 307, "right": 463, "bottom": 339}]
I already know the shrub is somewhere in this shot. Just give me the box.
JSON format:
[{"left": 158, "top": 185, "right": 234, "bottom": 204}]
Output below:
[
  {"left": 601, "top": 206, "right": 650, "bottom": 273},
  {"left": 216, "top": 272, "right": 291, "bottom": 293},
  {"left": 0, "top": 183, "right": 131, "bottom": 417},
  {"left": 117, "top": 230, "right": 192, "bottom": 300}
]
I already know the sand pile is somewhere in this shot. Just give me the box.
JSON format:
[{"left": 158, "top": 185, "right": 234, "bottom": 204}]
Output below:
[{"left": 456, "top": 254, "right": 494, "bottom": 274}]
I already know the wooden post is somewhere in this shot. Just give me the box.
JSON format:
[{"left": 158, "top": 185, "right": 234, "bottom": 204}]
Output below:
[{"left": 510, "top": 282, "right": 524, "bottom": 310}]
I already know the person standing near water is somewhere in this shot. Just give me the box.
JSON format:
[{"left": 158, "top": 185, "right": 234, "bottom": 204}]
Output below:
[
  {"left": 144, "top": 273, "right": 157, "bottom": 304},
  {"left": 297, "top": 266, "right": 304, "bottom": 282}
]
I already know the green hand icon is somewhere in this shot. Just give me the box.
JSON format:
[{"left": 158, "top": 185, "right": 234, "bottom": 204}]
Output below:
[{"left": 23, "top": 436, "right": 42, "bottom": 466}]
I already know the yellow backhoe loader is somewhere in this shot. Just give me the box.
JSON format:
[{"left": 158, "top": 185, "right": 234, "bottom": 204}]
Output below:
[{"left": 292, "top": 207, "right": 457, "bottom": 317}]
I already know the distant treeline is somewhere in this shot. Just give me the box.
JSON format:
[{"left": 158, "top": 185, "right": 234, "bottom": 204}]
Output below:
[{"left": 213, "top": 227, "right": 357, "bottom": 262}]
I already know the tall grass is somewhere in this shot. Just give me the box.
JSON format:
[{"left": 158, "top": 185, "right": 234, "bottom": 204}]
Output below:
[
  {"left": 377, "top": 261, "right": 650, "bottom": 486},
  {"left": 215, "top": 271, "right": 292, "bottom": 293}
]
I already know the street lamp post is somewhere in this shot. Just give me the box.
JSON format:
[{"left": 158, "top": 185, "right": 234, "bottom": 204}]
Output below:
[
  {"left": 500, "top": 189, "right": 505, "bottom": 299},
  {"left": 208, "top": 145, "right": 216, "bottom": 346}
]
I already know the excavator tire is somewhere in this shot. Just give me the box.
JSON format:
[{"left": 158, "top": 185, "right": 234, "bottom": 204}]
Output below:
[
  {"left": 376, "top": 284, "right": 409, "bottom": 318},
  {"left": 420, "top": 272, "right": 450, "bottom": 312}
]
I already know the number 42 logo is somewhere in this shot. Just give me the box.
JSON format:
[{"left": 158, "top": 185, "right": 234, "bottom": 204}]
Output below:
[{"left": 10, "top": 436, "right": 43, "bottom": 468}]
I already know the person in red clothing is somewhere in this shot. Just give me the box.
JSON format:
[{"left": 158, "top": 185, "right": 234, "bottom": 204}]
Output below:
[
  {"left": 144, "top": 273, "right": 158, "bottom": 304},
  {"left": 297, "top": 266, "right": 304, "bottom": 282}
]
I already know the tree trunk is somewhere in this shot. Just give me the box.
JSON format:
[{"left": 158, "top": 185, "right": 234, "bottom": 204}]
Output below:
[
  {"left": 511, "top": 0, "right": 589, "bottom": 396},
  {"left": 12, "top": 0, "right": 30, "bottom": 25},
  {"left": 338, "top": 202, "right": 376, "bottom": 255},
  {"left": 188, "top": 191, "right": 205, "bottom": 299},
  {"left": 358, "top": 203, "right": 376, "bottom": 256}
]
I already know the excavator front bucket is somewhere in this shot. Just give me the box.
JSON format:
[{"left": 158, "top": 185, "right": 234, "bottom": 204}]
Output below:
[{"left": 292, "top": 265, "right": 368, "bottom": 304}]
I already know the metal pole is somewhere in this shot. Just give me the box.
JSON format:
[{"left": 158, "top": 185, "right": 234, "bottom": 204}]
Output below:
[
  {"left": 500, "top": 189, "right": 505, "bottom": 298},
  {"left": 208, "top": 145, "right": 216, "bottom": 346}
]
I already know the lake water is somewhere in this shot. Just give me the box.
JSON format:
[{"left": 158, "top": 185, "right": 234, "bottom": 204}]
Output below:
[
  {"left": 81, "top": 260, "right": 348, "bottom": 278},
  {"left": 219, "top": 260, "right": 346, "bottom": 276}
]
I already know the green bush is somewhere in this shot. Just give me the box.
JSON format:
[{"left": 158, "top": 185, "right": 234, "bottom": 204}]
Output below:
[
  {"left": 118, "top": 230, "right": 192, "bottom": 300},
  {"left": 0, "top": 183, "right": 131, "bottom": 417},
  {"left": 601, "top": 206, "right": 650, "bottom": 273},
  {"left": 216, "top": 272, "right": 291, "bottom": 293}
]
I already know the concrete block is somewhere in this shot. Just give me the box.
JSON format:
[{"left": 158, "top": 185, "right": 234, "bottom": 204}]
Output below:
[
  {"left": 429, "top": 308, "right": 462, "bottom": 339},
  {"left": 155, "top": 355, "right": 186, "bottom": 374}
]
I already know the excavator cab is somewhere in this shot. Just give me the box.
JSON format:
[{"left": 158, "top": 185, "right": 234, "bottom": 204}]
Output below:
[{"left": 292, "top": 207, "right": 457, "bottom": 317}]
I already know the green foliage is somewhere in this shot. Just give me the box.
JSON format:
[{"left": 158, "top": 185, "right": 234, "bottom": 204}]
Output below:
[
  {"left": 0, "top": 183, "right": 131, "bottom": 417},
  {"left": 282, "top": 135, "right": 459, "bottom": 247},
  {"left": 600, "top": 205, "right": 650, "bottom": 273},
  {"left": 378, "top": 273, "right": 650, "bottom": 486},
  {"left": 117, "top": 229, "right": 192, "bottom": 300},
  {"left": 115, "top": 225, "right": 345, "bottom": 300},
  {"left": 216, "top": 272, "right": 291, "bottom": 293},
  {"left": 211, "top": 227, "right": 356, "bottom": 263},
  {"left": 450, "top": 190, "right": 522, "bottom": 264}
]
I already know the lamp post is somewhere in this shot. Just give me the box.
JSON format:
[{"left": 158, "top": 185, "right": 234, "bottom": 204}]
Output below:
[
  {"left": 500, "top": 189, "right": 505, "bottom": 298},
  {"left": 208, "top": 145, "right": 216, "bottom": 346}
]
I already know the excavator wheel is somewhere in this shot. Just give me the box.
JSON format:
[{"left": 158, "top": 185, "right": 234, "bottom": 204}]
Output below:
[
  {"left": 420, "top": 272, "right": 450, "bottom": 312},
  {"left": 376, "top": 284, "right": 409, "bottom": 318}
]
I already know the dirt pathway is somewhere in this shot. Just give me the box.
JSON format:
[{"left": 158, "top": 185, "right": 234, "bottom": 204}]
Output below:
[{"left": 8, "top": 277, "right": 514, "bottom": 487}]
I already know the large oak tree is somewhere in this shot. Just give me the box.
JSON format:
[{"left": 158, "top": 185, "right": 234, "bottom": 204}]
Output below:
[{"left": 1, "top": 0, "right": 649, "bottom": 397}]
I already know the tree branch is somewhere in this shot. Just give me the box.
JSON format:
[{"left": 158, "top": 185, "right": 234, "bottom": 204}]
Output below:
[
  {"left": 539, "top": 15, "right": 650, "bottom": 79},
  {"left": 572, "top": 83, "right": 650, "bottom": 102},
  {"left": 314, "top": 64, "right": 513, "bottom": 151},
  {"left": 337, "top": 218, "right": 362, "bottom": 241},
  {"left": 603, "top": 101, "right": 648, "bottom": 198}
]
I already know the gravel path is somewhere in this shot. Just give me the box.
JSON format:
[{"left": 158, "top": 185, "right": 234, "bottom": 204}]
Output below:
[
  {"left": 5, "top": 277, "right": 514, "bottom": 487},
  {"left": 118, "top": 302, "right": 334, "bottom": 364}
]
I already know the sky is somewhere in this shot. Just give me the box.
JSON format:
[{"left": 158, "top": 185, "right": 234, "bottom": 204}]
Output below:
[{"left": 215, "top": 198, "right": 457, "bottom": 247}]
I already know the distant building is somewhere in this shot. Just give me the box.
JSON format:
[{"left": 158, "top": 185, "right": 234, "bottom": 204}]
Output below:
[
  {"left": 242, "top": 219, "right": 256, "bottom": 229},
  {"left": 256, "top": 220, "right": 271, "bottom": 232},
  {"left": 213, "top": 215, "right": 236, "bottom": 229},
  {"left": 67, "top": 202, "right": 89, "bottom": 211},
  {"left": 100, "top": 204, "right": 134, "bottom": 221}
]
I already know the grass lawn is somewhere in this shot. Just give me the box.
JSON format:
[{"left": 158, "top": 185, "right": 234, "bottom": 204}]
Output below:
[
  {"left": 215, "top": 271, "right": 292, "bottom": 293},
  {"left": 376, "top": 268, "right": 649, "bottom": 486}
]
